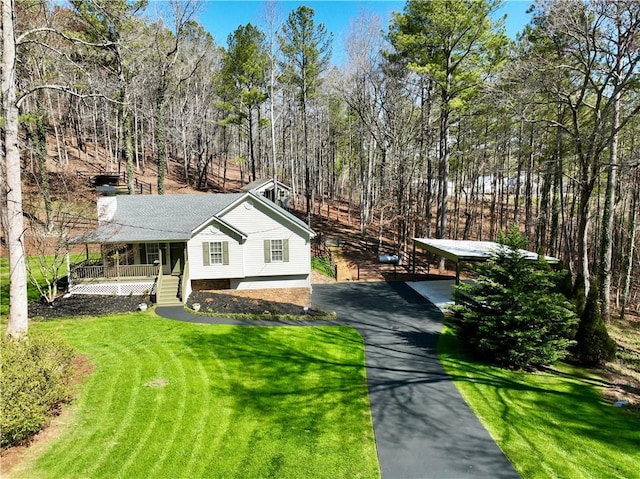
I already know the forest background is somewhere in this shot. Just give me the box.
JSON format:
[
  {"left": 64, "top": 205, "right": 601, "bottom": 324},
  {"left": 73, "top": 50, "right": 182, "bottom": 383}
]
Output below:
[{"left": 1, "top": 0, "right": 639, "bottom": 337}]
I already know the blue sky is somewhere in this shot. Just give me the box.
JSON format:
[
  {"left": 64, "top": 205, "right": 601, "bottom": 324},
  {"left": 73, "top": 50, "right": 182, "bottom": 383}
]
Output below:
[{"left": 194, "top": 0, "right": 534, "bottom": 65}]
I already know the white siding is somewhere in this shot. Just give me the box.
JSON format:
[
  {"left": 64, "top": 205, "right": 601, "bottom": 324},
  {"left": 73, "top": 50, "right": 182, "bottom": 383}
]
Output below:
[
  {"left": 186, "top": 197, "right": 312, "bottom": 290},
  {"left": 220, "top": 198, "right": 311, "bottom": 279},
  {"left": 188, "top": 224, "right": 245, "bottom": 280}
]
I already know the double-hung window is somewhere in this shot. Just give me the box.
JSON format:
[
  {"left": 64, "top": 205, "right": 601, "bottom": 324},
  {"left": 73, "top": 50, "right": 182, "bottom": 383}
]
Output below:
[
  {"left": 202, "top": 241, "right": 229, "bottom": 266},
  {"left": 209, "top": 241, "right": 224, "bottom": 264},
  {"left": 264, "top": 239, "right": 289, "bottom": 263},
  {"left": 270, "top": 239, "right": 284, "bottom": 262}
]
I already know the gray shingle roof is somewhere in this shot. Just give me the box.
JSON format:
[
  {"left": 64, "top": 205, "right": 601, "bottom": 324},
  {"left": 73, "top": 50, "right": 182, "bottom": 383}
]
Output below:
[
  {"left": 72, "top": 192, "right": 314, "bottom": 244},
  {"left": 242, "top": 178, "right": 271, "bottom": 191},
  {"left": 76, "top": 193, "right": 244, "bottom": 243},
  {"left": 242, "top": 178, "right": 292, "bottom": 192}
]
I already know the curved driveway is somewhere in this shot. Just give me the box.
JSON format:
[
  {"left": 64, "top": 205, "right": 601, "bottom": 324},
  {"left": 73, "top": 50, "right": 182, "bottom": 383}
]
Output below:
[
  {"left": 158, "top": 281, "right": 519, "bottom": 479},
  {"left": 312, "top": 282, "right": 518, "bottom": 479}
]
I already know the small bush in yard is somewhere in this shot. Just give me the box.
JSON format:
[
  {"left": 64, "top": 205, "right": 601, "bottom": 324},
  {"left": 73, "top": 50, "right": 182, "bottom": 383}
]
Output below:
[
  {"left": 450, "top": 227, "right": 578, "bottom": 370},
  {"left": 0, "top": 333, "right": 75, "bottom": 448}
]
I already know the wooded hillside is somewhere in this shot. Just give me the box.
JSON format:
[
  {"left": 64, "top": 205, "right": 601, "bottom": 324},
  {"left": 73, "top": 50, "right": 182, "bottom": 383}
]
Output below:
[{"left": 2, "top": 0, "right": 639, "bottom": 332}]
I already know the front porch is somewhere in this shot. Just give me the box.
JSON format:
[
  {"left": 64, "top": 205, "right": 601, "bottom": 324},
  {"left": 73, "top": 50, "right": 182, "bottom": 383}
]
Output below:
[
  {"left": 67, "top": 242, "right": 187, "bottom": 304},
  {"left": 69, "top": 260, "right": 160, "bottom": 296}
]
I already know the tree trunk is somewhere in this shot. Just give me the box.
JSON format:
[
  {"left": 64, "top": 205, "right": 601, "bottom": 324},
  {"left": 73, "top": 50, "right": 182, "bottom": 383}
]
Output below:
[
  {"left": 598, "top": 90, "right": 620, "bottom": 321},
  {"left": 620, "top": 168, "right": 638, "bottom": 319},
  {"left": 436, "top": 95, "right": 450, "bottom": 241},
  {"left": 303, "top": 100, "right": 311, "bottom": 225},
  {"left": 155, "top": 93, "right": 167, "bottom": 195},
  {"left": 576, "top": 171, "right": 595, "bottom": 297},
  {"left": 2, "top": 0, "right": 29, "bottom": 338},
  {"left": 598, "top": 16, "right": 624, "bottom": 321},
  {"left": 248, "top": 106, "right": 256, "bottom": 182},
  {"left": 121, "top": 86, "right": 134, "bottom": 195}
]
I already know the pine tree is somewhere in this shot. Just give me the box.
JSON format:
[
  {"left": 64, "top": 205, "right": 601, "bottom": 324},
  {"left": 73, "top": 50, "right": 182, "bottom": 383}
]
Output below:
[
  {"left": 451, "top": 227, "right": 578, "bottom": 369},
  {"left": 219, "top": 23, "right": 269, "bottom": 182},
  {"left": 278, "top": 5, "right": 332, "bottom": 224},
  {"left": 389, "top": 0, "right": 507, "bottom": 249}
]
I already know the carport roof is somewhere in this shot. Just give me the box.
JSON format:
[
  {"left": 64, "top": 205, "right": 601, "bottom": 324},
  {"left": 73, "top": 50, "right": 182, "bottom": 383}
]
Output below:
[
  {"left": 413, "top": 238, "right": 560, "bottom": 264},
  {"left": 412, "top": 238, "right": 560, "bottom": 284}
]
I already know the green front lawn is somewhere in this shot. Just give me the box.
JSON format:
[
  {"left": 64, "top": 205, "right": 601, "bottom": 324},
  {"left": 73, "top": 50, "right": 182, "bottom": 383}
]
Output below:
[
  {"left": 438, "top": 326, "right": 640, "bottom": 479},
  {"left": 9, "top": 314, "right": 379, "bottom": 479},
  {"left": 1, "top": 253, "right": 101, "bottom": 318},
  {"left": 0, "top": 257, "right": 44, "bottom": 318}
]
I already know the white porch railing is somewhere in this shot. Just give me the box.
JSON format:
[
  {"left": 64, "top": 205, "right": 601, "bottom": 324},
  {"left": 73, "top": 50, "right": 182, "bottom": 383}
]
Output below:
[{"left": 71, "top": 263, "right": 159, "bottom": 280}]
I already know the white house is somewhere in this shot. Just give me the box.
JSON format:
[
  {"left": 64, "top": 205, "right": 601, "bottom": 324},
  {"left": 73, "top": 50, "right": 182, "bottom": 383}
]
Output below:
[
  {"left": 242, "top": 178, "right": 291, "bottom": 210},
  {"left": 69, "top": 192, "right": 315, "bottom": 305}
]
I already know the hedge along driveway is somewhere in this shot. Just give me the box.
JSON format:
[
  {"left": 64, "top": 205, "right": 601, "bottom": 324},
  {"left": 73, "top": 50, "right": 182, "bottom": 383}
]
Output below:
[{"left": 9, "top": 314, "right": 379, "bottom": 479}]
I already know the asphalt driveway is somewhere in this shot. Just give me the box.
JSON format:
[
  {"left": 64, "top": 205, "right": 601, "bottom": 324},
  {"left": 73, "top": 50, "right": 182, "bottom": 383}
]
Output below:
[
  {"left": 158, "top": 281, "right": 519, "bottom": 478},
  {"left": 312, "top": 282, "right": 519, "bottom": 479}
]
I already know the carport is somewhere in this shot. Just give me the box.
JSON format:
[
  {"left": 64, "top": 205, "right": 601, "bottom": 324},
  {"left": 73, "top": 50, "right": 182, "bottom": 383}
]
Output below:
[{"left": 412, "top": 238, "right": 559, "bottom": 284}]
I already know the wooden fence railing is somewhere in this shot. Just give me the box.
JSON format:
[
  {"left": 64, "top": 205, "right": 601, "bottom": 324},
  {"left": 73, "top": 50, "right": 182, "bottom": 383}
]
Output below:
[
  {"left": 134, "top": 178, "right": 152, "bottom": 194},
  {"left": 76, "top": 170, "right": 153, "bottom": 194}
]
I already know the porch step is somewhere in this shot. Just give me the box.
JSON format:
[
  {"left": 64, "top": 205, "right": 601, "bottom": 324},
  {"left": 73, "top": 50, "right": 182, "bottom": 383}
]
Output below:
[{"left": 156, "top": 275, "right": 182, "bottom": 306}]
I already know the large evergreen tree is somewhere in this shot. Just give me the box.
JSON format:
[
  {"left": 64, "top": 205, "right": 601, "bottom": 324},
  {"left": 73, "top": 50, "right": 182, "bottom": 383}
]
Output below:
[{"left": 451, "top": 227, "right": 578, "bottom": 369}]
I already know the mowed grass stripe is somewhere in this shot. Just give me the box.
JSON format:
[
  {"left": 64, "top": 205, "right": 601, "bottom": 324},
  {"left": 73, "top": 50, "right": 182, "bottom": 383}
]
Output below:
[
  {"left": 90, "top": 322, "right": 172, "bottom": 474},
  {"left": 143, "top": 342, "right": 190, "bottom": 478},
  {"left": 88, "top": 342, "right": 148, "bottom": 477},
  {"left": 114, "top": 345, "right": 169, "bottom": 478},
  {"left": 38, "top": 320, "right": 140, "bottom": 477},
  {"left": 85, "top": 330, "right": 147, "bottom": 477},
  {"left": 15, "top": 315, "right": 380, "bottom": 479},
  {"left": 181, "top": 339, "right": 218, "bottom": 478},
  {"left": 191, "top": 344, "right": 239, "bottom": 479},
  {"left": 114, "top": 320, "right": 197, "bottom": 478}
]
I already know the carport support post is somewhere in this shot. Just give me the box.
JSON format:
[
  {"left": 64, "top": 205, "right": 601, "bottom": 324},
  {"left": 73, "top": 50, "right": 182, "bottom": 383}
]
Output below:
[
  {"left": 412, "top": 240, "right": 416, "bottom": 280},
  {"left": 455, "top": 261, "right": 461, "bottom": 285}
]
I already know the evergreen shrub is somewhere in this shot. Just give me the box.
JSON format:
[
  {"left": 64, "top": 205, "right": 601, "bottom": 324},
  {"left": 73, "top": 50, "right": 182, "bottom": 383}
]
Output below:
[
  {"left": 0, "top": 333, "right": 75, "bottom": 448},
  {"left": 450, "top": 227, "right": 578, "bottom": 370}
]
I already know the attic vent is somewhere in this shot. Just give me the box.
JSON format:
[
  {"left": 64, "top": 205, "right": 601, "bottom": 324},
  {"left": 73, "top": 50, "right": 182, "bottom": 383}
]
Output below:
[{"left": 244, "top": 201, "right": 254, "bottom": 210}]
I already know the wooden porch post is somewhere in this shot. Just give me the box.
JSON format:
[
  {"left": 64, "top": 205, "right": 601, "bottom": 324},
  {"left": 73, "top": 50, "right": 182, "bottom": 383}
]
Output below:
[
  {"left": 115, "top": 251, "right": 120, "bottom": 281},
  {"left": 66, "top": 252, "right": 71, "bottom": 290}
]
